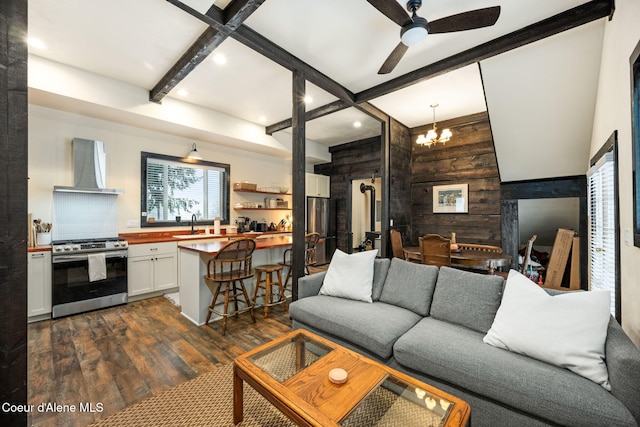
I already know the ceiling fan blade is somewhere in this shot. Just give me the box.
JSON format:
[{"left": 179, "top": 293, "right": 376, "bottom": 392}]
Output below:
[
  {"left": 428, "top": 6, "right": 501, "bottom": 34},
  {"left": 366, "top": 0, "right": 413, "bottom": 27},
  {"left": 378, "top": 42, "right": 409, "bottom": 75}
]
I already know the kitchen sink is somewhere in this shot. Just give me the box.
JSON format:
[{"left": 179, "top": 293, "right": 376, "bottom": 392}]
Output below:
[{"left": 173, "top": 234, "right": 223, "bottom": 239}]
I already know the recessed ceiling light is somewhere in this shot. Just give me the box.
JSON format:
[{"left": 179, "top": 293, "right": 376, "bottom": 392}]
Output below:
[
  {"left": 177, "top": 89, "right": 188, "bottom": 96},
  {"left": 304, "top": 96, "right": 313, "bottom": 104},
  {"left": 27, "top": 37, "right": 46, "bottom": 50},
  {"left": 213, "top": 54, "right": 227, "bottom": 65},
  {"left": 258, "top": 116, "right": 267, "bottom": 123},
  {"left": 353, "top": 121, "right": 362, "bottom": 128}
]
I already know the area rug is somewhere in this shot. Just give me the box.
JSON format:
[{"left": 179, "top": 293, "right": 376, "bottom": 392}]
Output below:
[{"left": 89, "top": 364, "right": 293, "bottom": 427}]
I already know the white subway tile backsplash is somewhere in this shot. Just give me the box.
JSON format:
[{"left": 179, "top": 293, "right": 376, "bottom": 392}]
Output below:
[{"left": 53, "top": 192, "right": 119, "bottom": 241}]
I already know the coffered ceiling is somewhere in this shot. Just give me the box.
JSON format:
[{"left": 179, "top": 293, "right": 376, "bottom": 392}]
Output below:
[{"left": 27, "top": 0, "right": 610, "bottom": 180}]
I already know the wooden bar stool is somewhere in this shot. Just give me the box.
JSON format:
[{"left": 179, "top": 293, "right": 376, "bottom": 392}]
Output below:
[
  {"left": 252, "top": 264, "right": 287, "bottom": 318},
  {"left": 204, "top": 238, "right": 256, "bottom": 335}
]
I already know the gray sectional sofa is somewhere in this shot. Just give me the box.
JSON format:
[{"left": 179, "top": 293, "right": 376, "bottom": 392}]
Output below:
[{"left": 289, "top": 258, "right": 640, "bottom": 426}]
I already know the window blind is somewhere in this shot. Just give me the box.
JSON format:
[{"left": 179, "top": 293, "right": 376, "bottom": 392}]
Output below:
[{"left": 588, "top": 152, "right": 616, "bottom": 316}]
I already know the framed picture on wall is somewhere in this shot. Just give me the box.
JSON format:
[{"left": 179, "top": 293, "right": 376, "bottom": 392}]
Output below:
[{"left": 433, "top": 184, "right": 469, "bottom": 213}]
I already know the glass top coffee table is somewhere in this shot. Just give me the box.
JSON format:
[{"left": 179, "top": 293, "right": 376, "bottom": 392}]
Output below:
[{"left": 233, "top": 329, "right": 470, "bottom": 426}]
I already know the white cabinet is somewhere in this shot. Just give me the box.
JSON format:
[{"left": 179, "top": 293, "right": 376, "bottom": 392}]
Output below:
[
  {"left": 128, "top": 242, "right": 178, "bottom": 297},
  {"left": 28, "top": 251, "right": 52, "bottom": 318},
  {"left": 306, "top": 173, "right": 330, "bottom": 197}
]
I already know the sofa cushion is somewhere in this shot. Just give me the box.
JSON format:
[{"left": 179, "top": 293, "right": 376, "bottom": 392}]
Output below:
[
  {"left": 378, "top": 258, "right": 439, "bottom": 316},
  {"left": 371, "top": 258, "right": 391, "bottom": 301},
  {"left": 319, "top": 249, "right": 378, "bottom": 302},
  {"left": 394, "top": 317, "right": 636, "bottom": 427},
  {"left": 429, "top": 266, "right": 504, "bottom": 333},
  {"left": 484, "top": 269, "right": 612, "bottom": 390},
  {"left": 289, "top": 295, "right": 422, "bottom": 360}
]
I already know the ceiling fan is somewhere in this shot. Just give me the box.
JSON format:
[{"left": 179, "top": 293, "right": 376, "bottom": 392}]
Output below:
[{"left": 368, "top": 0, "right": 501, "bottom": 74}]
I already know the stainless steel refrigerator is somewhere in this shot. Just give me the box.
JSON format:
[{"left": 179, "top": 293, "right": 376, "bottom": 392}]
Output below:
[{"left": 307, "top": 197, "right": 334, "bottom": 265}]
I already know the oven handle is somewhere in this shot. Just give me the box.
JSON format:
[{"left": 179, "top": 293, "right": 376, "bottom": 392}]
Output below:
[{"left": 52, "top": 251, "right": 128, "bottom": 263}]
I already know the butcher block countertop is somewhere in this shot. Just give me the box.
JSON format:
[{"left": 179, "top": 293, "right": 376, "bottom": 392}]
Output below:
[
  {"left": 120, "top": 230, "right": 290, "bottom": 245},
  {"left": 179, "top": 235, "right": 293, "bottom": 255}
]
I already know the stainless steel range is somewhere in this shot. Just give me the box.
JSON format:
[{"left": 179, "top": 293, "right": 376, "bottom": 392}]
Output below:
[{"left": 51, "top": 237, "right": 128, "bottom": 318}]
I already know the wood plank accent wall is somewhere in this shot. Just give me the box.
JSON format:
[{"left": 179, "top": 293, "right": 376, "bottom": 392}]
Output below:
[
  {"left": 410, "top": 112, "right": 502, "bottom": 246},
  {"left": 315, "top": 136, "right": 382, "bottom": 252},
  {"left": 0, "top": 1, "right": 28, "bottom": 423},
  {"left": 314, "top": 119, "right": 411, "bottom": 254},
  {"left": 389, "top": 118, "right": 413, "bottom": 247}
]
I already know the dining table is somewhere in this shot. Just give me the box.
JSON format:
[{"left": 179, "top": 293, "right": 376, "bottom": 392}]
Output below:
[{"left": 404, "top": 246, "right": 512, "bottom": 274}]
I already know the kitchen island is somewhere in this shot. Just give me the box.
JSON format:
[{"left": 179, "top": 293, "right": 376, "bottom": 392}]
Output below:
[{"left": 178, "top": 235, "right": 292, "bottom": 326}]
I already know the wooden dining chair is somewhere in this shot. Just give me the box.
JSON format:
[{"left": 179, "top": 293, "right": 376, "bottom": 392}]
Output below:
[
  {"left": 419, "top": 234, "right": 451, "bottom": 268},
  {"left": 390, "top": 229, "right": 404, "bottom": 259},
  {"left": 390, "top": 229, "right": 422, "bottom": 263}
]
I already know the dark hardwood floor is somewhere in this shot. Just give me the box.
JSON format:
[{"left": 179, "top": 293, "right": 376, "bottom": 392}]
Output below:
[{"left": 27, "top": 296, "right": 292, "bottom": 427}]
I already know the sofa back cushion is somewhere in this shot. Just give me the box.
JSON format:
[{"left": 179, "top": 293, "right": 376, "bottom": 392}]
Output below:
[
  {"left": 371, "top": 258, "right": 391, "bottom": 301},
  {"left": 379, "top": 258, "right": 439, "bottom": 316},
  {"left": 430, "top": 266, "right": 504, "bottom": 333}
]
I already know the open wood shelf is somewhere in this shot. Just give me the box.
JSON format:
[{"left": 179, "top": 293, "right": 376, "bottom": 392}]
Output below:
[
  {"left": 233, "top": 189, "right": 291, "bottom": 196},
  {"left": 233, "top": 208, "right": 291, "bottom": 211}
]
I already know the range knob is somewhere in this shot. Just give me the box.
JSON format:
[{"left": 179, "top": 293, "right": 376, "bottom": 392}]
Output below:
[
  {"left": 54, "top": 246, "right": 63, "bottom": 252},
  {"left": 72, "top": 245, "right": 81, "bottom": 251},
  {"left": 64, "top": 246, "right": 72, "bottom": 251},
  {"left": 113, "top": 242, "right": 121, "bottom": 247}
]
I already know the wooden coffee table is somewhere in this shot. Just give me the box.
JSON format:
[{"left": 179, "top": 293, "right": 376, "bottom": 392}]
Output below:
[{"left": 233, "top": 329, "right": 470, "bottom": 426}]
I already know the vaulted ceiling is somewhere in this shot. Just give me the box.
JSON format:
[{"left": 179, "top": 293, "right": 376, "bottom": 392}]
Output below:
[{"left": 27, "top": 0, "right": 611, "bottom": 181}]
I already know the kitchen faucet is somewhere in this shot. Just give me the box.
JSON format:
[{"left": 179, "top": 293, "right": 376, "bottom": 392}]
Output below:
[{"left": 190, "top": 214, "right": 197, "bottom": 234}]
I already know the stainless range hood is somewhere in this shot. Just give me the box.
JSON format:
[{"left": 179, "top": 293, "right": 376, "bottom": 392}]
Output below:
[{"left": 54, "top": 138, "right": 124, "bottom": 195}]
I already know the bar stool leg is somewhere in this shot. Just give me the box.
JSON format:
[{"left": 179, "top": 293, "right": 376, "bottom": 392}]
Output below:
[
  {"left": 222, "top": 283, "right": 230, "bottom": 336},
  {"left": 265, "top": 272, "right": 274, "bottom": 318},
  {"left": 206, "top": 282, "right": 222, "bottom": 325},
  {"left": 276, "top": 269, "right": 288, "bottom": 312},
  {"left": 252, "top": 270, "right": 263, "bottom": 306},
  {"left": 238, "top": 278, "right": 256, "bottom": 323}
]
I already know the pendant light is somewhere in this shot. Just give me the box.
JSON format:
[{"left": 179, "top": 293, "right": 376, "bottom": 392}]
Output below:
[
  {"left": 416, "top": 104, "right": 452, "bottom": 147},
  {"left": 187, "top": 143, "right": 202, "bottom": 160}
]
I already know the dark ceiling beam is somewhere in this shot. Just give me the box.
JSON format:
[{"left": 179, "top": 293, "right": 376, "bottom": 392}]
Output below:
[
  {"left": 150, "top": 0, "right": 265, "bottom": 103},
  {"left": 266, "top": 100, "right": 347, "bottom": 135},
  {"left": 165, "top": 0, "right": 356, "bottom": 105},
  {"left": 267, "top": 0, "right": 613, "bottom": 131}
]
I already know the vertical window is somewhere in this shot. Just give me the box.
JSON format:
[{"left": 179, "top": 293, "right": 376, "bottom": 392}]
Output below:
[
  {"left": 632, "top": 42, "right": 640, "bottom": 247},
  {"left": 141, "top": 152, "right": 229, "bottom": 226},
  {"left": 588, "top": 152, "right": 616, "bottom": 317}
]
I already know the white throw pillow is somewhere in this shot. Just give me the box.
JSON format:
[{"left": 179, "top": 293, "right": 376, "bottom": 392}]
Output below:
[
  {"left": 319, "top": 249, "right": 378, "bottom": 303},
  {"left": 483, "top": 270, "right": 612, "bottom": 390}
]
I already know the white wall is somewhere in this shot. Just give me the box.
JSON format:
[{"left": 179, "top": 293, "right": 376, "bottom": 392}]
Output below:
[
  {"left": 28, "top": 105, "right": 293, "bottom": 234},
  {"left": 590, "top": 1, "right": 640, "bottom": 347}
]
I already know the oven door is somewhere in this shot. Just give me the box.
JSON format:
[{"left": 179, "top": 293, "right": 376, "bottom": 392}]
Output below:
[{"left": 52, "top": 251, "right": 128, "bottom": 307}]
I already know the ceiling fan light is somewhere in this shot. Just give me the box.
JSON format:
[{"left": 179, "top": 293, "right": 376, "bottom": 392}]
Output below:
[{"left": 400, "top": 21, "right": 428, "bottom": 46}]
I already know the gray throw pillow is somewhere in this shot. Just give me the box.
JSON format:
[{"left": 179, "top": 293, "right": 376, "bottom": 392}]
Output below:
[
  {"left": 379, "top": 258, "right": 439, "bottom": 316},
  {"left": 371, "top": 258, "right": 391, "bottom": 301},
  {"left": 430, "top": 266, "right": 505, "bottom": 333}
]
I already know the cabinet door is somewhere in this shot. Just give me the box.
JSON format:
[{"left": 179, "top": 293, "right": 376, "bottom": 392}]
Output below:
[
  {"left": 27, "top": 251, "right": 52, "bottom": 317},
  {"left": 306, "top": 173, "right": 330, "bottom": 197},
  {"left": 128, "top": 256, "right": 154, "bottom": 296},
  {"left": 316, "top": 174, "right": 330, "bottom": 197},
  {"left": 154, "top": 253, "right": 178, "bottom": 291}
]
